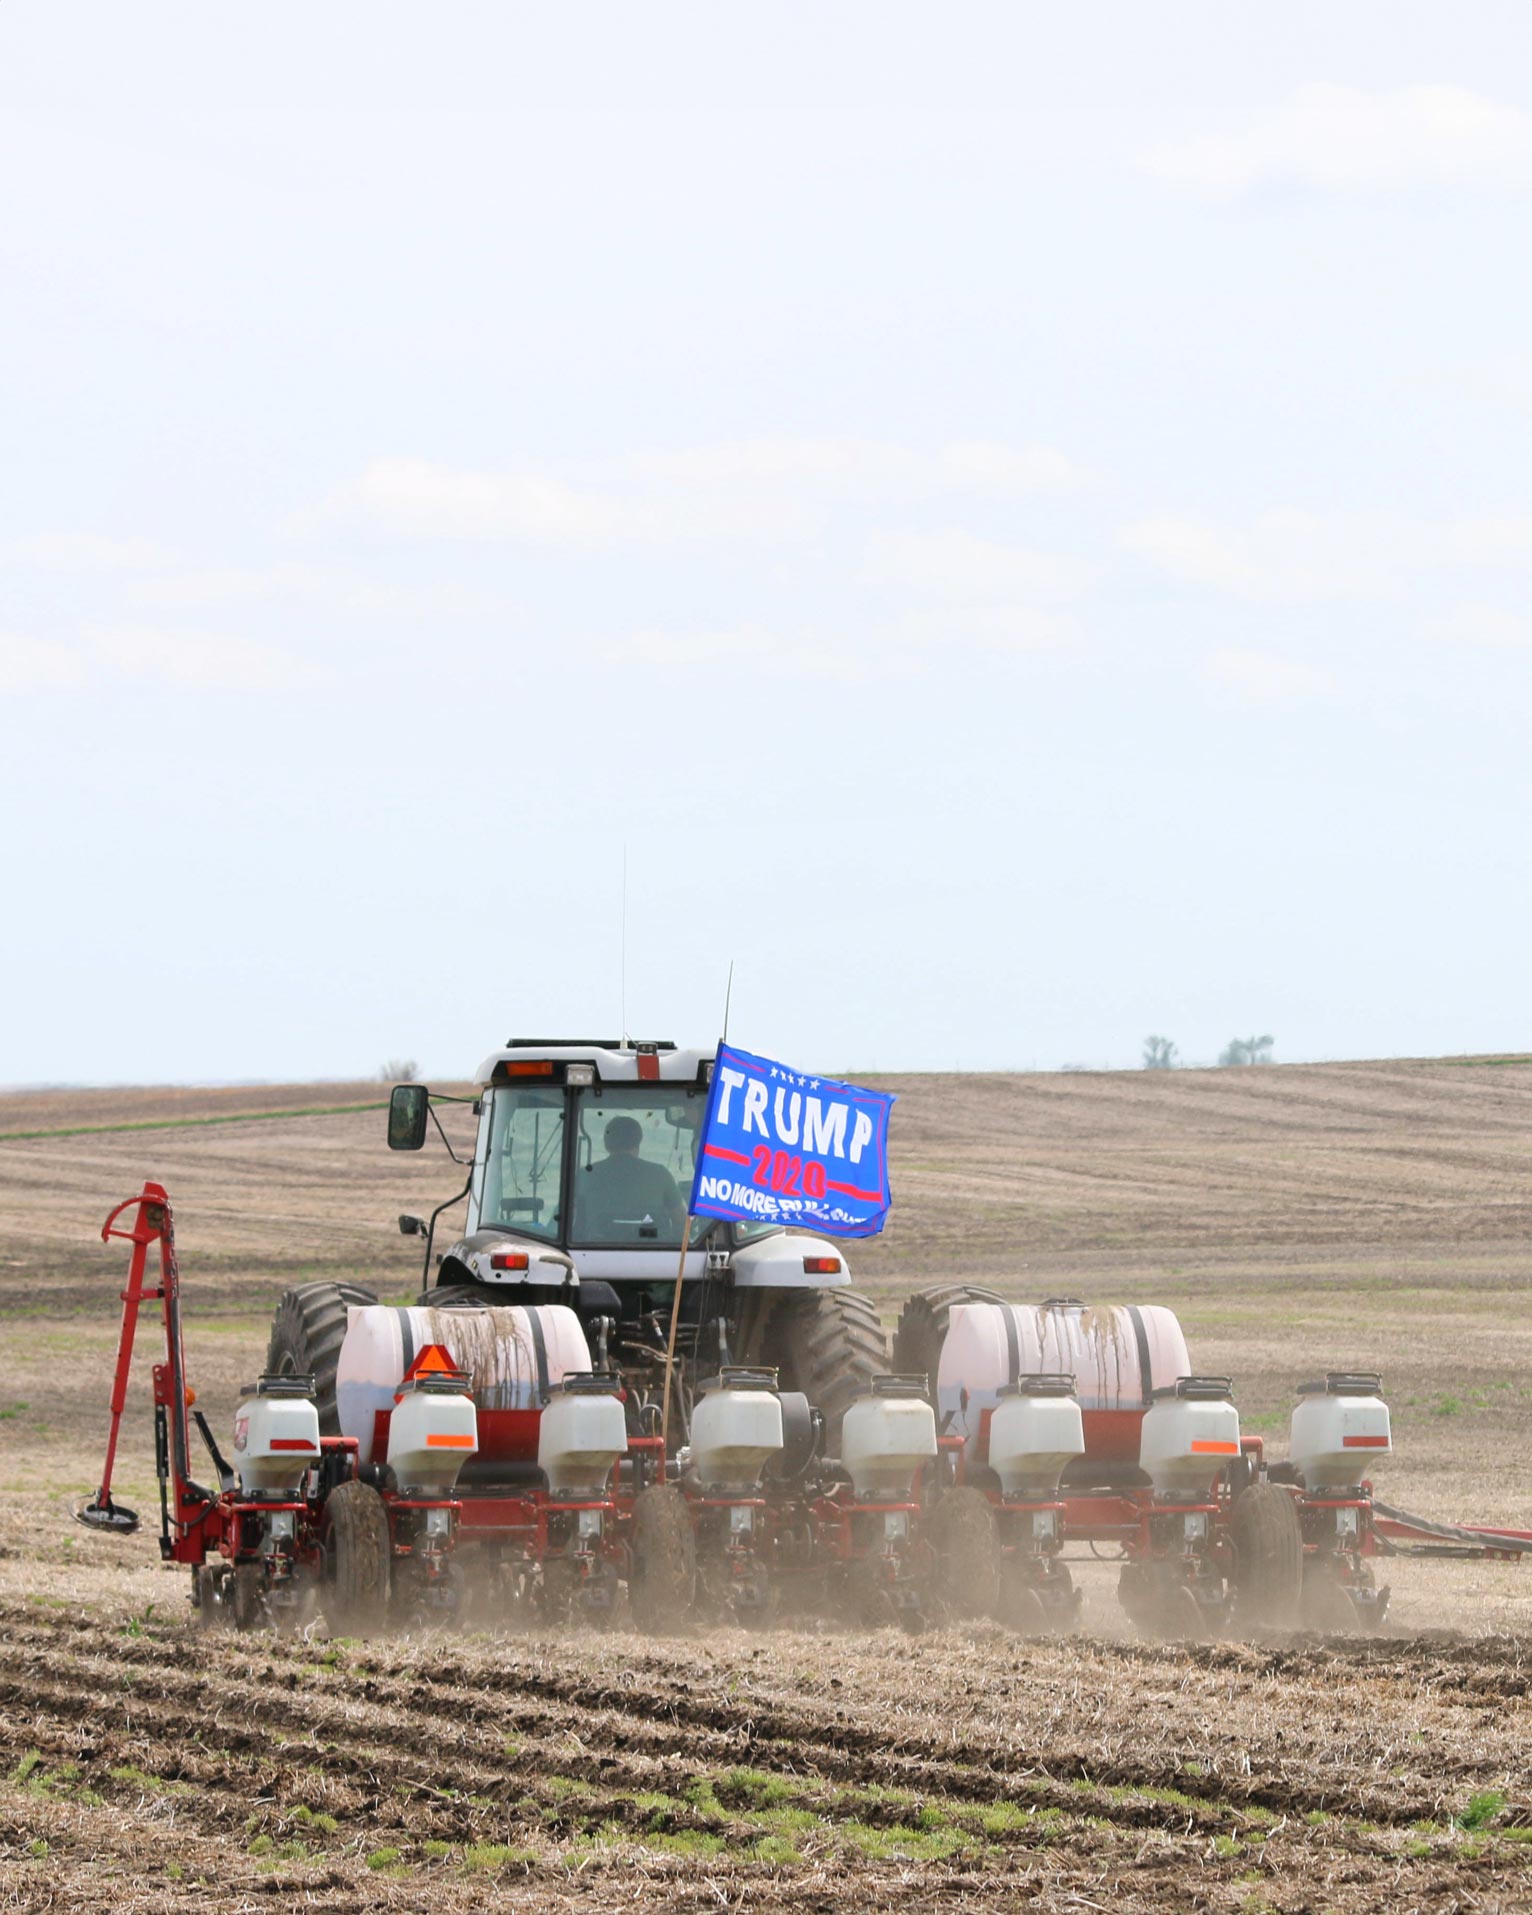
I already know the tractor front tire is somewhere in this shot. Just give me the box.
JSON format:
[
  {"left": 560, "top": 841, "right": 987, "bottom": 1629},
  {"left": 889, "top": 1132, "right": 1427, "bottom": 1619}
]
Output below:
[
  {"left": 267, "top": 1280, "right": 378, "bottom": 1434},
  {"left": 629, "top": 1486, "right": 695, "bottom": 1636},
  {"left": 761, "top": 1289, "right": 888, "bottom": 1450},
  {"left": 928, "top": 1486, "right": 1002, "bottom": 1623},
  {"left": 891, "top": 1284, "right": 1008, "bottom": 1403},
  {"left": 1230, "top": 1484, "right": 1303, "bottom": 1631},
  {"left": 324, "top": 1479, "right": 392, "bottom": 1635}
]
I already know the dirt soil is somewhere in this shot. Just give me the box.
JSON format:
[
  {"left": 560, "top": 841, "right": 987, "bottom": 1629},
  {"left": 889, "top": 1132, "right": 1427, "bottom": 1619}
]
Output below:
[{"left": 2, "top": 1057, "right": 1530, "bottom": 1910}]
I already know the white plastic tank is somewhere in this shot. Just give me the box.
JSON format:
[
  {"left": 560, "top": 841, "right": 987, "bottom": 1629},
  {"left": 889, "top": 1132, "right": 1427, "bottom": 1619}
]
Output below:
[
  {"left": 538, "top": 1374, "right": 629, "bottom": 1496},
  {"left": 989, "top": 1375, "right": 1085, "bottom": 1499},
  {"left": 937, "top": 1301, "right": 1192, "bottom": 1465},
  {"left": 388, "top": 1373, "right": 479, "bottom": 1492},
  {"left": 1138, "top": 1377, "right": 1241, "bottom": 1496},
  {"left": 1289, "top": 1373, "right": 1391, "bottom": 1491},
  {"left": 841, "top": 1377, "right": 937, "bottom": 1498},
  {"left": 233, "top": 1378, "right": 320, "bottom": 1496},
  {"left": 689, "top": 1369, "right": 785, "bottom": 1492},
  {"left": 337, "top": 1303, "right": 592, "bottom": 1464}
]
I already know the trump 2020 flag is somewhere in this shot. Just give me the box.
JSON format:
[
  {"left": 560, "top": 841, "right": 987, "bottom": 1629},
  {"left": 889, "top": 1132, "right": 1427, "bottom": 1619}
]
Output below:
[{"left": 689, "top": 1042, "right": 895, "bottom": 1239}]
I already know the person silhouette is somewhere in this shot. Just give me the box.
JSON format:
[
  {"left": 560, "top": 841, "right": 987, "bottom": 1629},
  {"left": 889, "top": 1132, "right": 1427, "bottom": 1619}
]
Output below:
[{"left": 579, "top": 1114, "right": 687, "bottom": 1240}]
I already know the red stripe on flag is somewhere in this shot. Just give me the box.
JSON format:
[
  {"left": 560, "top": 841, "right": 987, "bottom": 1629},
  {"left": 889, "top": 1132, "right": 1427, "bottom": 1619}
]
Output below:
[
  {"left": 704, "top": 1144, "right": 751, "bottom": 1166},
  {"left": 826, "top": 1180, "right": 881, "bottom": 1203}
]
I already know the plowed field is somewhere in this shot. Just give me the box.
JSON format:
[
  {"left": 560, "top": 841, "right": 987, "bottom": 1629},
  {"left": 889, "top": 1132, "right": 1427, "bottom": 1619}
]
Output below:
[{"left": 2, "top": 1058, "right": 1531, "bottom": 1909}]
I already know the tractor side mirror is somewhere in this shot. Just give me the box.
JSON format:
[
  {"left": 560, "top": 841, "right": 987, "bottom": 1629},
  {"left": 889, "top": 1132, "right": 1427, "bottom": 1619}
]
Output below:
[
  {"left": 398, "top": 1214, "right": 425, "bottom": 1236},
  {"left": 387, "top": 1084, "right": 430, "bottom": 1151}
]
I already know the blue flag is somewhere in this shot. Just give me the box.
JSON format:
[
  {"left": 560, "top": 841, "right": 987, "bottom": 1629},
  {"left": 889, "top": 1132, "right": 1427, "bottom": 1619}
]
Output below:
[{"left": 689, "top": 1041, "right": 895, "bottom": 1239}]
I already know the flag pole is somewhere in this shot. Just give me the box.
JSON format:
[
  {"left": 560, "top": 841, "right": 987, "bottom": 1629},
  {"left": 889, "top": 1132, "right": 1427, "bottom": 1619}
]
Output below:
[{"left": 658, "top": 1214, "right": 690, "bottom": 1459}]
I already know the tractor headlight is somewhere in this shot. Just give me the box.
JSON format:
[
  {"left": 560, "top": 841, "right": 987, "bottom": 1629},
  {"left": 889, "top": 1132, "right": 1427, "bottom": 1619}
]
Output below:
[
  {"left": 264, "top": 1509, "right": 295, "bottom": 1542},
  {"left": 1335, "top": 1505, "right": 1359, "bottom": 1539},
  {"left": 729, "top": 1505, "right": 754, "bottom": 1535},
  {"left": 883, "top": 1511, "right": 909, "bottom": 1541},
  {"left": 1182, "top": 1511, "right": 1208, "bottom": 1543},
  {"left": 577, "top": 1508, "right": 603, "bottom": 1540},
  {"left": 423, "top": 1506, "right": 452, "bottom": 1539},
  {"left": 1031, "top": 1509, "right": 1057, "bottom": 1542}
]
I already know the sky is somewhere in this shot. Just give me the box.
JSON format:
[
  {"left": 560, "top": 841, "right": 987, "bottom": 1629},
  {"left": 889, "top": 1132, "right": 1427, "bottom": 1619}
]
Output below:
[{"left": 3, "top": 4, "right": 1531, "bottom": 1085}]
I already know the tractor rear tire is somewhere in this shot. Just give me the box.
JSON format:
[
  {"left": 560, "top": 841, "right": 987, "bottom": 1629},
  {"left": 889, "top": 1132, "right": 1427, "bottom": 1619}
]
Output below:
[
  {"left": 267, "top": 1280, "right": 379, "bottom": 1435},
  {"left": 629, "top": 1486, "right": 695, "bottom": 1636},
  {"left": 1230, "top": 1484, "right": 1303, "bottom": 1630},
  {"left": 761, "top": 1289, "right": 889, "bottom": 1450},
  {"left": 324, "top": 1478, "right": 392, "bottom": 1635},
  {"left": 928, "top": 1486, "right": 1002, "bottom": 1623},
  {"left": 891, "top": 1284, "right": 1009, "bottom": 1403}
]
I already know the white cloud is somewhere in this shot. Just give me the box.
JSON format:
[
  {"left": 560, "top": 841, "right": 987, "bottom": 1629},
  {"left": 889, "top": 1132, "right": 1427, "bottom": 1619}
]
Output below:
[
  {"left": 323, "top": 436, "right": 1089, "bottom": 549},
  {"left": 864, "top": 528, "right": 1090, "bottom": 603},
  {"left": 1422, "top": 605, "right": 1532, "bottom": 649},
  {"left": 1144, "top": 84, "right": 1532, "bottom": 199},
  {"left": 885, "top": 604, "right": 1074, "bottom": 653},
  {"left": 86, "top": 626, "right": 324, "bottom": 691},
  {"left": 607, "top": 627, "right": 867, "bottom": 681},
  {"left": 1201, "top": 648, "right": 1334, "bottom": 706},
  {"left": 0, "top": 633, "right": 86, "bottom": 692},
  {"left": 1125, "top": 508, "right": 1532, "bottom": 601},
  {"left": 4, "top": 532, "right": 178, "bottom": 571}
]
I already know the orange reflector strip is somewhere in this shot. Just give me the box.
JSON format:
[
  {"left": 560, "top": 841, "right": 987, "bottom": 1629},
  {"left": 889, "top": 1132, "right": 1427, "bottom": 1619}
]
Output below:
[
  {"left": 1189, "top": 1440, "right": 1240, "bottom": 1454},
  {"left": 425, "top": 1433, "right": 475, "bottom": 1448},
  {"left": 503, "top": 1060, "right": 554, "bottom": 1077},
  {"left": 269, "top": 1438, "right": 317, "bottom": 1451},
  {"left": 1343, "top": 1435, "right": 1390, "bottom": 1447},
  {"left": 802, "top": 1256, "right": 842, "bottom": 1275}
]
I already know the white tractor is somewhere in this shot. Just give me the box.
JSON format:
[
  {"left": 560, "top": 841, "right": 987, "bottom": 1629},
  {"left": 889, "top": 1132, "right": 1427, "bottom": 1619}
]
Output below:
[{"left": 267, "top": 1038, "right": 888, "bottom": 1452}]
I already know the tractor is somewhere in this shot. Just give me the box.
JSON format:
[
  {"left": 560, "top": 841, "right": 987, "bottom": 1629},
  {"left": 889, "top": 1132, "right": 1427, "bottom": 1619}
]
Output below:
[{"left": 267, "top": 1038, "right": 887, "bottom": 1460}]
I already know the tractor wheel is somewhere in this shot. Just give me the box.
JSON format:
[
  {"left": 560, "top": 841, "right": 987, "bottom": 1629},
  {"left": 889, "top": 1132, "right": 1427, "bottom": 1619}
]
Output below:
[
  {"left": 323, "top": 1478, "right": 392, "bottom": 1635},
  {"left": 928, "top": 1486, "right": 1002, "bottom": 1623},
  {"left": 1230, "top": 1484, "right": 1303, "bottom": 1631},
  {"left": 413, "top": 1282, "right": 497, "bottom": 1308},
  {"left": 267, "top": 1280, "right": 379, "bottom": 1434},
  {"left": 629, "top": 1486, "right": 695, "bottom": 1636},
  {"left": 761, "top": 1289, "right": 888, "bottom": 1450},
  {"left": 891, "top": 1284, "right": 1008, "bottom": 1403}
]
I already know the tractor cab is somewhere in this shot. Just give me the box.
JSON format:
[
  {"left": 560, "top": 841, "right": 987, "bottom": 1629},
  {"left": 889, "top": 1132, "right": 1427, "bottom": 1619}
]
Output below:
[{"left": 389, "top": 1040, "right": 845, "bottom": 1326}]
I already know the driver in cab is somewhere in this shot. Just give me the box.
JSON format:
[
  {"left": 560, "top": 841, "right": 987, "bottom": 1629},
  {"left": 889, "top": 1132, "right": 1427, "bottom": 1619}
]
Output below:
[{"left": 579, "top": 1115, "right": 688, "bottom": 1241}]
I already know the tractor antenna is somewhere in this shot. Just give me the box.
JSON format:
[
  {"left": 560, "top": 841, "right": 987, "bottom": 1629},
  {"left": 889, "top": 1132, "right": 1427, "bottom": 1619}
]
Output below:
[
  {"left": 620, "top": 844, "right": 628, "bottom": 1048},
  {"left": 721, "top": 959, "right": 735, "bottom": 1044}
]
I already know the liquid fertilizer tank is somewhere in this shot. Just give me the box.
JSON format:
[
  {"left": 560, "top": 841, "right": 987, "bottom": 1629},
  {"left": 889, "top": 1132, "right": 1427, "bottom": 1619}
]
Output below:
[
  {"left": 1289, "top": 1373, "right": 1392, "bottom": 1491},
  {"left": 386, "top": 1371, "right": 479, "bottom": 1492},
  {"left": 689, "top": 1368, "right": 786, "bottom": 1494},
  {"left": 937, "top": 1300, "right": 1192, "bottom": 1474},
  {"left": 336, "top": 1303, "right": 592, "bottom": 1466},
  {"left": 232, "top": 1376, "right": 320, "bottom": 1497},
  {"left": 988, "top": 1374, "right": 1086, "bottom": 1499},
  {"left": 537, "top": 1373, "right": 629, "bottom": 1497},
  {"left": 1137, "top": 1377, "right": 1241, "bottom": 1496},
  {"left": 841, "top": 1376, "right": 937, "bottom": 1498}
]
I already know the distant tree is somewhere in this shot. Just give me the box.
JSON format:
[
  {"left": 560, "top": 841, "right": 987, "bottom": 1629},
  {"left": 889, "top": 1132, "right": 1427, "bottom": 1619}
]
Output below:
[
  {"left": 1142, "top": 1035, "right": 1179, "bottom": 1070},
  {"left": 380, "top": 1059, "right": 418, "bottom": 1083},
  {"left": 1219, "top": 1035, "right": 1274, "bottom": 1067}
]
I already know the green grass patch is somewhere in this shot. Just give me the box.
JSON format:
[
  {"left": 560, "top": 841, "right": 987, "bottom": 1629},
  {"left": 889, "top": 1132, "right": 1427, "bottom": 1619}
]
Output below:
[
  {"left": 365, "top": 1847, "right": 402, "bottom": 1871},
  {"left": 642, "top": 1830, "right": 729, "bottom": 1858},
  {"left": 462, "top": 1843, "right": 536, "bottom": 1871},
  {"left": 838, "top": 1819, "right": 969, "bottom": 1862},
  {"left": 1459, "top": 1789, "right": 1507, "bottom": 1831},
  {"left": 714, "top": 1766, "right": 796, "bottom": 1809},
  {"left": 421, "top": 1840, "right": 453, "bottom": 1860},
  {"left": 291, "top": 1806, "right": 338, "bottom": 1834},
  {"left": 747, "top": 1834, "right": 803, "bottom": 1865}
]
